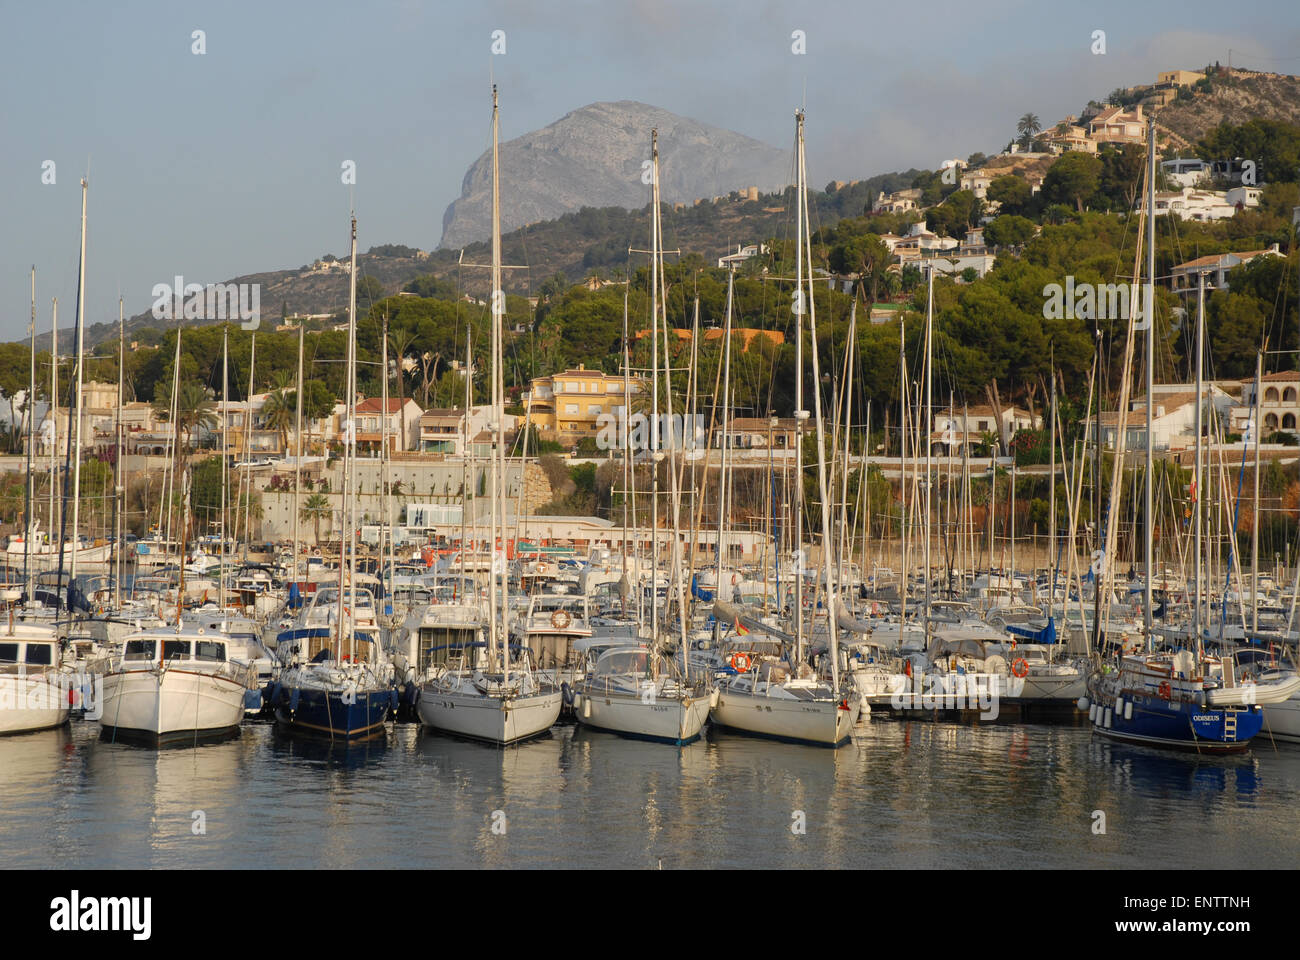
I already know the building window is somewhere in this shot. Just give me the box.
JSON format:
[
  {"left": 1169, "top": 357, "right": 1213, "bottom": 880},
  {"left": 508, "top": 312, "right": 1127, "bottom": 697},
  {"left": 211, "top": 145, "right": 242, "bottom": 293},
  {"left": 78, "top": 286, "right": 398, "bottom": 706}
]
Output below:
[
  {"left": 1285, "top": 414, "right": 1296, "bottom": 430},
  {"left": 565, "top": 404, "right": 578, "bottom": 415},
  {"left": 1266, "top": 388, "right": 1280, "bottom": 403},
  {"left": 1265, "top": 413, "right": 1279, "bottom": 431},
  {"left": 1285, "top": 388, "right": 1297, "bottom": 403}
]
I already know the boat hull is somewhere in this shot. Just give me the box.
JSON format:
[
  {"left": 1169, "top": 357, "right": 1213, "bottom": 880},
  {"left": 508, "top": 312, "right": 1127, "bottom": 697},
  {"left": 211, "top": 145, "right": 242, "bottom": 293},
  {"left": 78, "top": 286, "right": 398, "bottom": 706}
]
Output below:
[
  {"left": 418, "top": 687, "right": 561, "bottom": 745},
  {"left": 711, "top": 689, "right": 859, "bottom": 746},
  {"left": 272, "top": 684, "right": 392, "bottom": 741},
  {"left": 576, "top": 689, "right": 711, "bottom": 745},
  {"left": 0, "top": 674, "right": 71, "bottom": 735},
  {"left": 99, "top": 667, "right": 246, "bottom": 746},
  {"left": 1089, "top": 689, "right": 1263, "bottom": 753}
]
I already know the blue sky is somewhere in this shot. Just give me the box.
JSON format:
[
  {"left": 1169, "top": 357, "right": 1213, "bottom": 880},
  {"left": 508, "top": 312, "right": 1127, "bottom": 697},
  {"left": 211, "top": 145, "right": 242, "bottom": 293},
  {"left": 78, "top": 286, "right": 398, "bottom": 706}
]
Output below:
[{"left": 2, "top": 0, "right": 1298, "bottom": 341}]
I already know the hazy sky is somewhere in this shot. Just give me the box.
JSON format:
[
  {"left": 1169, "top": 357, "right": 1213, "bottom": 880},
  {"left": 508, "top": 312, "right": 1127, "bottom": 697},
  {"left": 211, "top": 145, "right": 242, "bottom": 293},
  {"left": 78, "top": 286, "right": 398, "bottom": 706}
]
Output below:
[{"left": 3, "top": 0, "right": 1298, "bottom": 341}]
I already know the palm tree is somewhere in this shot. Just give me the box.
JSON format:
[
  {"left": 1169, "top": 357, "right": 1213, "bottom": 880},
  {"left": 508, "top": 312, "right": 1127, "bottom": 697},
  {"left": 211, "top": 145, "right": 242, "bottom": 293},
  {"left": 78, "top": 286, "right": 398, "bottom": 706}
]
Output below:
[
  {"left": 261, "top": 388, "right": 293, "bottom": 456},
  {"left": 387, "top": 326, "right": 416, "bottom": 406},
  {"left": 301, "top": 493, "right": 330, "bottom": 545},
  {"left": 1017, "top": 112, "right": 1041, "bottom": 149},
  {"left": 153, "top": 380, "right": 218, "bottom": 457}
]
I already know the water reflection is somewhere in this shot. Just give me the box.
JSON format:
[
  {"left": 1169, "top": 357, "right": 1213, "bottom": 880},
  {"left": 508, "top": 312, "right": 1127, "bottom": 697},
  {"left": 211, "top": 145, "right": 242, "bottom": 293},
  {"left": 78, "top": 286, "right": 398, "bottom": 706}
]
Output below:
[{"left": 0, "top": 719, "right": 1297, "bottom": 868}]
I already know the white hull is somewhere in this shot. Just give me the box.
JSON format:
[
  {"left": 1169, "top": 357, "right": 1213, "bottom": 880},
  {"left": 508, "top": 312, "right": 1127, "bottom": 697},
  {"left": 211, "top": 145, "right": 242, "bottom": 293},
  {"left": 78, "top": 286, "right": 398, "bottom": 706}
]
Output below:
[
  {"left": 577, "top": 689, "right": 711, "bottom": 744},
  {"left": 417, "top": 686, "right": 561, "bottom": 744},
  {"left": 99, "top": 666, "right": 247, "bottom": 744},
  {"left": 8, "top": 541, "right": 113, "bottom": 564},
  {"left": 0, "top": 674, "right": 71, "bottom": 734},
  {"left": 1262, "top": 697, "right": 1300, "bottom": 742},
  {"left": 711, "top": 688, "right": 859, "bottom": 746}
]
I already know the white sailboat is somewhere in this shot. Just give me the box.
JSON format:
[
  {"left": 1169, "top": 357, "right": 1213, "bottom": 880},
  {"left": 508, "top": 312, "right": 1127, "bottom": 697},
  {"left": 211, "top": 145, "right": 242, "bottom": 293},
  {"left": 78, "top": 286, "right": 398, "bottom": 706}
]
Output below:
[
  {"left": 709, "top": 109, "right": 861, "bottom": 746},
  {"left": 417, "top": 85, "right": 561, "bottom": 745},
  {"left": 574, "top": 131, "right": 712, "bottom": 745}
]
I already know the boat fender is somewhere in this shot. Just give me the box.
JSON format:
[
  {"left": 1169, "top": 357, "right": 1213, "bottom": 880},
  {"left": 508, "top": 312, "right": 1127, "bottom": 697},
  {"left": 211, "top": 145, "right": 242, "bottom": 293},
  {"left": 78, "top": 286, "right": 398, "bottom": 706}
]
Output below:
[
  {"left": 1077, "top": 696, "right": 1089, "bottom": 712},
  {"left": 561, "top": 682, "right": 574, "bottom": 706},
  {"left": 288, "top": 688, "right": 300, "bottom": 713}
]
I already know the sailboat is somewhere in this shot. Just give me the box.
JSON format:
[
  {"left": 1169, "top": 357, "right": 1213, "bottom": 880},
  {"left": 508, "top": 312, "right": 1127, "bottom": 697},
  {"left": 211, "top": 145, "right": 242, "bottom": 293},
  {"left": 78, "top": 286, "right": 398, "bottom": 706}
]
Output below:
[
  {"left": 1085, "top": 125, "right": 1297, "bottom": 751},
  {"left": 573, "top": 130, "right": 713, "bottom": 746},
  {"left": 709, "top": 109, "right": 861, "bottom": 747},
  {"left": 416, "top": 85, "right": 561, "bottom": 745},
  {"left": 270, "top": 214, "right": 397, "bottom": 741}
]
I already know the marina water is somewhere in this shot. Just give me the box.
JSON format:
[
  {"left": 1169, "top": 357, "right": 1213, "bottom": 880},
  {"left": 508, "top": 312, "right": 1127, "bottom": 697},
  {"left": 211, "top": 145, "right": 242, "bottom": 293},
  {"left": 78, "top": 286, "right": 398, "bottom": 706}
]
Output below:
[{"left": 3, "top": 719, "right": 1298, "bottom": 869}]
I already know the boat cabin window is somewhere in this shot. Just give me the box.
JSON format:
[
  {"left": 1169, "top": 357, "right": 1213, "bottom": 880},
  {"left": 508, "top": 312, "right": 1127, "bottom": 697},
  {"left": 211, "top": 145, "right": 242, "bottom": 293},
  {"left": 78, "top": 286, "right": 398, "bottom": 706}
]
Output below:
[
  {"left": 125, "top": 639, "right": 157, "bottom": 661},
  {"left": 0, "top": 643, "right": 19, "bottom": 663},
  {"left": 25, "top": 644, "right": 53, "bottom": 666},
  {"left": 194, "top": 640, "right": 226, "bottom": 661},
  {"left": 164, "top": 640, "right": 192, "bottom": 660}
]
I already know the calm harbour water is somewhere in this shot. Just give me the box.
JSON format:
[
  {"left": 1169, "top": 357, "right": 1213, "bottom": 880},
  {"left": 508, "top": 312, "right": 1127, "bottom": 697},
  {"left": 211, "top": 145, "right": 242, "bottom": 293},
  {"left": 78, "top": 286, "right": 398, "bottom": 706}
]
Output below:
[{"left": 2, "top": 717, "right": 1298, "bottom": 869}]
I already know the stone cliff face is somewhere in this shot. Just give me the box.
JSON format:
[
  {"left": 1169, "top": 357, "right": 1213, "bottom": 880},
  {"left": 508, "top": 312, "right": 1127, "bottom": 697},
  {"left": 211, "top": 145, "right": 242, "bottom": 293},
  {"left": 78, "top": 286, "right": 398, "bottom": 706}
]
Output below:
[{"left": 439, "top": 100, "right": 790, "bottom": 249}]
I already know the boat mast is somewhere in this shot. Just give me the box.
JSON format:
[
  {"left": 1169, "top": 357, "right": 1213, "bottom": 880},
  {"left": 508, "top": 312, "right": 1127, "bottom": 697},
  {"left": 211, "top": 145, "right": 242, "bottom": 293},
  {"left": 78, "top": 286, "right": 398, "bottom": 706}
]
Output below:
[
  {"left": 1143, "top": 121, "right": 1155, "bottom": 646},
  {"left": 923, "top": 268, "right": 934, "bottom": 639},
  {"left": 242, "top": 333, "right": 256, "bottom": 563},
  {"left": 1193, "top": 272, "right": 1205, "bottom": 654},
  {"left": 1251, "top": 347, "right": 1262, "bottom": 633},
  {"left": 114, "top": 297, "right": 124, "bottom": 607},
  {"left": 799, "top": 109, "right": 841, "bottom": 690},
  {"left": 649, "top": 129, "right": 661, "bottom": 644},
  {"left": 381, "top": 308, "right": 393, "bottom": 617},
  {"left": 69, "top": 178, "right": 88, "bottom": 588},
  {"left": 293, "top": 323, "right": 304, "bottom": 585},
  {"left": 489, "top": 85, "right": 506, "bottom": 680},
  {"left": 220, "top": 327, "right": 229, "bottom": 610},
  {"left": 49, "top": 297, "right": 57, "bottom": 559},
  {"left": 25, "top": 268, "right": 34, "bottom": 598},
  {"left": 793, "top": 113, "right": 807, "bottom": 664},
  {"left": 336, "top": 215, "right": 358, "bottom": 662}
]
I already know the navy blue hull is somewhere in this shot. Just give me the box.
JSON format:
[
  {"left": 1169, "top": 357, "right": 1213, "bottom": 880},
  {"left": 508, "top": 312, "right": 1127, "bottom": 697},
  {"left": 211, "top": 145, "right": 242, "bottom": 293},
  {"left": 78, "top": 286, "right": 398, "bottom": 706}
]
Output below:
[
  {"left": 274, "top": 685, "right": 392, "bottom": 741},
  {"left": 1090, "top": 691, "right": 1262, "bottom": 753}
]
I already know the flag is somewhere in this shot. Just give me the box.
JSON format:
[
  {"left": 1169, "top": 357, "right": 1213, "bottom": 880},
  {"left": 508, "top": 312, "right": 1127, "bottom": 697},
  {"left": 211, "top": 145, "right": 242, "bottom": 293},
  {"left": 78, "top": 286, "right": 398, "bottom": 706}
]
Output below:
[{"left": 736, "top": 622, "right": 750, "bottom": 636}]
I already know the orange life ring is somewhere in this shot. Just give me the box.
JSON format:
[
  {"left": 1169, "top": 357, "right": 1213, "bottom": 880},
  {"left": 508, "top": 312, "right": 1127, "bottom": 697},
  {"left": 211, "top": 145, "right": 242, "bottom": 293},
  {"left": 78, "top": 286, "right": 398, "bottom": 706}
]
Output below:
[
  {"left": 550, "top": 609, "right": 572, "bottom": 630},
  {"left": 1011, "top": 658, "right": 1029, "bottom": 678},
  {"left": 730, "top": 652, "right": 753, "bottom": 673},
  {"left": 1157, "top": 680, "right": 1171, "bottom": 700}
]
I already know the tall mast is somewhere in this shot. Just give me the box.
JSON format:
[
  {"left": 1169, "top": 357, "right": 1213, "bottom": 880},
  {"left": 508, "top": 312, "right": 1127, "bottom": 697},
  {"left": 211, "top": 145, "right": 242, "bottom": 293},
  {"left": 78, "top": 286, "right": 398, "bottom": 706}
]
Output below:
[
  {"left": 49, "top": 297, "right": 57, "bottom": 557},
  {"left": 220, "top": 327, "right": 229, "bottom": 610},
  {"left": 649, "top": 128, "right": 661, "bottom": 643},
  {"left": 293, "top": 324, "right": 304, "bottom": 584},
  {"left": 382, "top": 309, "right": 394, "bottom": 617},
  {"left": 242, "top": 333, "right": 256, "bottom": 562},
  {"left": 1193, "top": 272, "right": 1205, "bottom": 651},
  {"left": 1143, "top": 121, "right": 1155, "bottom": 644},
  {"left": 336, "top": 215, "right": 358, "bottom": 662},
  {"left": 923, "top": 268, "right": 934, "bottom": 637},
  {"left": 716, "top": 271, "right": 734, "bottom": 594},
  {"left": 1251, "top": 348, "right": 1262, "bottom": 633},
  {"left": 793, "top": 111, "right": 807, "bottom": 663},
  {"left": 69, "top": 178, "right": 88, "bottom": 587},
  {"left": 490, "top": 85, "right": 507, "bottom": 680},
  {"left": 799, "top": 109, "right": 840, "bottom": 690},
  {"left": 1048, "top": 349, "right": 1057, "bottom": 631},
  {"left": 114, "top": 296, "right": 124, "bottom": 607},
  {"left": 897, "top": 299, "right": 908, "bottom": 629},
  {"left": 24, "top": 268, "right": 34, "bottom": 598}
]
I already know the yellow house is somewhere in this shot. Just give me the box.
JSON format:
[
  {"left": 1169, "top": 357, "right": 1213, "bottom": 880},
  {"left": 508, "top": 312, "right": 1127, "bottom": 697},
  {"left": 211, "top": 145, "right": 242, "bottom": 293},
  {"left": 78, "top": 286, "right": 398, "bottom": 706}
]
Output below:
[{"left": 523, "top": 365, "right": 642, "bottom": 446}]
